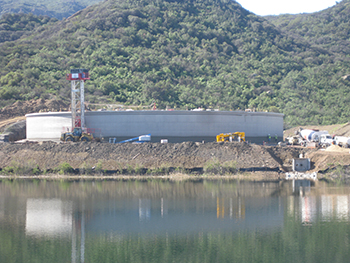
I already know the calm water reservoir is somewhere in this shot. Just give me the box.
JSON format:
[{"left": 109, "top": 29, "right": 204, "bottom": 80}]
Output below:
[{"left": 0, "top": 179, "right": 350, "bottom": 262}]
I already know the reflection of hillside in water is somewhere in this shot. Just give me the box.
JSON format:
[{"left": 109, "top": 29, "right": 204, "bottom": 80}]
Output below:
[
  {"left": 1, "top": 180, "right": 350, "bottom": 262},
  {"left": 0, "top": 180, "right": 286, "bottom": 199}
]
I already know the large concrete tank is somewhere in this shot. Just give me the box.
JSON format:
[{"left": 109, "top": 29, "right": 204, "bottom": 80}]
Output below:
[{"left": 26, "top": 110, "right": 284, "bottom": 143}]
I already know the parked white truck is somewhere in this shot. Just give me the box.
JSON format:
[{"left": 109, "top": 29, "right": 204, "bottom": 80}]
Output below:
[
  {"left": 334, "top": 136, "right": 350, "bottom": 148},
  {"left": 319, "top": 134, "right": 334, "bottom": 147}
]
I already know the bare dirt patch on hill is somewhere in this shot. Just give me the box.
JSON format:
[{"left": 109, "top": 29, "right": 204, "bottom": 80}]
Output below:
[{"left": 0, "top": 98, "right": 69, "bottom": 123}]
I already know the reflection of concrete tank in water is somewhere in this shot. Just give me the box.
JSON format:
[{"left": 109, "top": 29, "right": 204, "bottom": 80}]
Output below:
[{"left": 299, "top": 129, "right": 328, "bottom": 142}]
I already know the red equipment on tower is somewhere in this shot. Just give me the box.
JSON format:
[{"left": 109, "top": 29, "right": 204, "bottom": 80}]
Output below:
[{"left": 66, "top": 68, "right": 90, "bottom": 81}]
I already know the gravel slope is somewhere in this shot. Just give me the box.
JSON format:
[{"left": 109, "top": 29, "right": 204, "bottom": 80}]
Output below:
[{"left": 0, "top": 141, "right": 309, "bottom": 172}]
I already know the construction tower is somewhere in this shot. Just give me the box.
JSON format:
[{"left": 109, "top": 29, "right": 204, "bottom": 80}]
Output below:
[{"left": 66, "top": 69, "right": 90, "bottom": 130}]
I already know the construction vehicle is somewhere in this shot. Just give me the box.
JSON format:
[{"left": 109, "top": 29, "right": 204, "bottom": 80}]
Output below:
[
  {"left": 299, "top": 128, "right": 328, "bottom": 143},
  {"left": 60, "top": 127, "right": 94, "bottom": 142},
  {"left": 334, "top": 136, "right": 350, "bottom": 148},
  {"left": 286, "top": 135, "right": 301, "bottom": 145},
  {"left": 216, "top": 132, "right": 245, "bottom": 142},
  {"left": 319, "top": 134, "right": 334, "bottom": 147},
  {"left": 296, "top": 128, "right": 333, "bottom": 147}
]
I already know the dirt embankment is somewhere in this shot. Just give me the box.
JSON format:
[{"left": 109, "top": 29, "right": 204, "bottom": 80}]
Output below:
[
  {"left": 0, "top": 98, "right": 69, "bottom": 142},
  {"left": 0, "top": 98, "right": 69, "bottom": 123},
  {"left": 0, "top": 141, "right": 310, "bottom": 174},
  {"left": 2, "top": 141, "right": 350, "bottom": 180},
  {"left": 0, "top": 99, "right": 69, "bottom": 138}
]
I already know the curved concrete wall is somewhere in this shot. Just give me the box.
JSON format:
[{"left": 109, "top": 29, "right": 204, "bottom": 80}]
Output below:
[{"left": 26, "top": 111, "right": 284, "bottom": 143}]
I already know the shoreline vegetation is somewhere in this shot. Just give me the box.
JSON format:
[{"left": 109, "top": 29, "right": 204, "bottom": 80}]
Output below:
[
  {"left": 0, "top": 161, "right": 283, "bottom": 181},
  {"left": 0, "top": 173, "right": 281, "bottom": 181},
  {"left": 0, "top": 161, "right": 347, "bottom": 184}
]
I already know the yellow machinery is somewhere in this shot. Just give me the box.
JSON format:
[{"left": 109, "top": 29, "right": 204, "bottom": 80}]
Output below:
[
  {"left": 216, "top": 132, "right": 246, "bottom": 142},
  {"left": 60, "top": 127, "right": 94, "bottom": 142}
]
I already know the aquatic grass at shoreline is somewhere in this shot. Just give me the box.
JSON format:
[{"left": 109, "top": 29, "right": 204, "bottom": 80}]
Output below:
[{"left": 0, "top": 171, "right": 283, "bottom": 182}]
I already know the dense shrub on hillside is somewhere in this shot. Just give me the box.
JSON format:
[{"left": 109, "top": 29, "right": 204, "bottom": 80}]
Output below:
[
  {"left": 0, "top": 0, "right": 350, "bottom": 127},
  {"left": 0, "top": 13, "right": 57, "bottom": 43},
  {"left": 0, "top": 0, "right": 101, "bottom": 20}
]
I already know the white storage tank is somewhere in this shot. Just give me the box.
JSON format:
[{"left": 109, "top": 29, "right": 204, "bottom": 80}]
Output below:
[{"left": 26, "top": 110, "right": 284, "bottom": 143}]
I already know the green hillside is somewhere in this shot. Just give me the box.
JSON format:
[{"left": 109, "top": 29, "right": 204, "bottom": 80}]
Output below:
[
  {"left": 266, "top": 0, "right": 350, "bottom": 54},
  {"left": 0, "top": 13, "right": 57, "bottom": 43},
  {"left": 0, "top": 0, "right": 350, "bottom": 127},
  {"left": 0, "top": 0, "right": 101, "bottom": 20}
]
